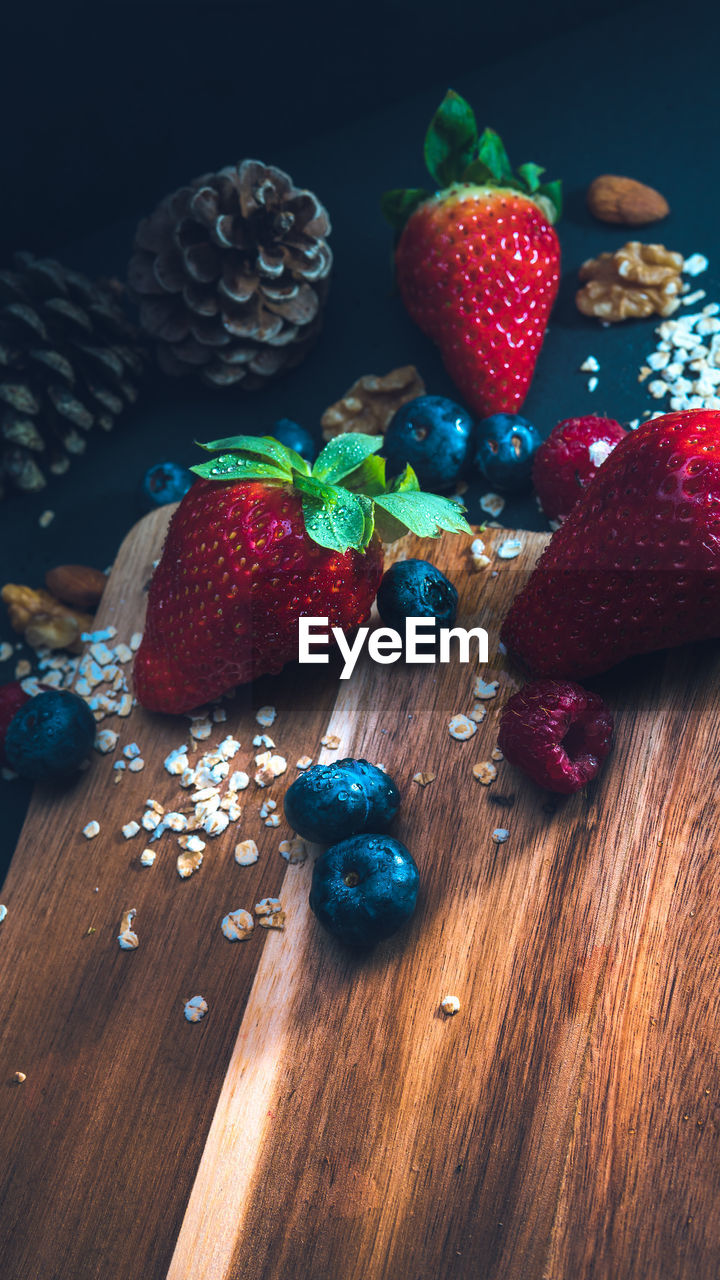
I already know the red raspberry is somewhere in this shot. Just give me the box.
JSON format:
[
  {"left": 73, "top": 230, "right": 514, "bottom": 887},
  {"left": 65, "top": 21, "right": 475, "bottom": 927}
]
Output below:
[
  {"left": 533, "top": 415, "right": 626, "bottom": 525},
  {"left": 498, "top": 678, "right": 613, "bottom": 794},
  {"left": 0, "top": 681, "right": 31, "bottom": 767}
]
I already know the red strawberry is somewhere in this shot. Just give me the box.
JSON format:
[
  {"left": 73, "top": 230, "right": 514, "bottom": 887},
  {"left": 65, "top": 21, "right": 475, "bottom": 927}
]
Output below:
[
  {"left": 501, "top": 409, "right": 720, "bottom": 679},
  {"left": 533, "top": 415, "right": 627, "bottom": 525},
  {"left": 0, "top": 681, "right": 30, "bottom": 766},
  {"left": 382, "top": 90, "right": 561, "bottom": 417},
  {"left": 134, "top": 433, "right": 470, "bottom": 714},
  {"left": 498, "top": 678, "right": 613, "bottom": 794}
]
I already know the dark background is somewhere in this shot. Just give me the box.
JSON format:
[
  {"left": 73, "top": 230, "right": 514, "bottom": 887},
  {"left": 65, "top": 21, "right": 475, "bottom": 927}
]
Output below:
[{"left": 1, "top": 0, "right": 717, "bottom": 878}]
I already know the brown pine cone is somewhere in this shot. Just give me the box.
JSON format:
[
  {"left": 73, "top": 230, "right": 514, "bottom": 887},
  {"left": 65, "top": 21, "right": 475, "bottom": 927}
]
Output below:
[
  {"left": 0, "top": 253, "right": 145, "bottom": 497},
  {"left": 128, "top": 160, "right": 333, "bottom": 388}
]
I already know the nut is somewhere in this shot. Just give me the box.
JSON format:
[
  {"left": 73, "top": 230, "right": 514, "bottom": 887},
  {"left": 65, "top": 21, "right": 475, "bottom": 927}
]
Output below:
[
  {"left": 576, "top": 242, "right": 685, "bottom": 322},
  {"left": 1, "top": 584, "right": 94, "bottom": 652},
  {"left": 45, "top": 564, "right": 107, "bottom": 610},
  {"left": 320, "top": 365, "right": 425, "bottom": 441},
  {"left": 587, "top": 175, "right": 669, "bottom": 225}
]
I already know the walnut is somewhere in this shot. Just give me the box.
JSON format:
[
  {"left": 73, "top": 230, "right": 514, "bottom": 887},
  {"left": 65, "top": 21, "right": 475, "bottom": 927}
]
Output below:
[
  {"left": 320, "top": 365, "right": 425, "bottom": 440},
  {"left": 1, "top": 583, "right": 94, "bottom": 652},
  {"left": 576, "top": 241, "right": 685, "bottom": 321}
]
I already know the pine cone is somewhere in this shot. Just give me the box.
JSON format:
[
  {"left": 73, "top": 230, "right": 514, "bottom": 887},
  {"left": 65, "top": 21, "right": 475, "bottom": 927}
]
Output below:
[
  {"left": 127, "top": 159, "right": 333, "bottom": 388},
  {"left": 0, "top": 253, "right": 145, "bottom": 498}
]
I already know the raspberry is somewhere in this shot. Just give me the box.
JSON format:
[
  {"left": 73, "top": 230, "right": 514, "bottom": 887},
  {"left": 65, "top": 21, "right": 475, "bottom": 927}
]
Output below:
[
  {"left": 0, "top": 681, "right": 30, "bottom": 767},
  {"left": 532, "top": 415, "right": 626, "bottom": 525},
  {"left": 498, "top": 678, "right": 613, "bottom": 794}
]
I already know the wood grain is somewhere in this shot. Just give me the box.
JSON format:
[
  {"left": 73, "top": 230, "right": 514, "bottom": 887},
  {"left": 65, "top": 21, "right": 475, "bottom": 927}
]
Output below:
[{"left": 0, "top": 513, "right": 718, "bottom": 1280}]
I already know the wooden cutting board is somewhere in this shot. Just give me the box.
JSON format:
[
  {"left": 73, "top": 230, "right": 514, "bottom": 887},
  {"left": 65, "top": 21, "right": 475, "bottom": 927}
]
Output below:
[{"left": 0, "top": 510, "right": 718, "bottom": 1280}]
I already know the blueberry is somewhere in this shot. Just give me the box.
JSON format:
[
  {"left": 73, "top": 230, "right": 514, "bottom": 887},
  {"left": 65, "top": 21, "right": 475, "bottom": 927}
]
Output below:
[
  {"left": 143, "top": 461, "right": 193, "bottom": 506},
  {"left": 376, "top": 559, "right": 458, "bottom": 631},
  {"left": 383, "top": 396, "right": 473, "bottom": 491},
  {"left": 272, "top": 418, "right": 317, "bottom": 462},
  {"left": 471, "top": 414, "right": 542, "bottom": 494},
  {"left": 5, "top": 690, "right": 96, "bottom": 781},
  {"left": 309, "top": 834, "right": 419, "bottom": 947},
  {"left": 283, "top": 758, "right": 400, "bottom": 844}
]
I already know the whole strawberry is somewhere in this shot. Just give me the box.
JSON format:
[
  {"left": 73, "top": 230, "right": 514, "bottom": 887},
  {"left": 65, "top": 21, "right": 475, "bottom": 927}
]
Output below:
[
  {"left": 533, "top": 415, "right": 627, "bottom": 525},
  {"left": 382, "top": 91, "right": 562, "bottom": 417},
  {"left": 502, "top": 409, "right": 720, "bottom": 679},
  {"left": 134, "top": 433, "right": 470, "bottom": 714}
]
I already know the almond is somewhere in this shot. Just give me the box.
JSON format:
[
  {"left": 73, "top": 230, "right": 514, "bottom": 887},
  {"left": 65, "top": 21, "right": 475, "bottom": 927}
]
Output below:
[
  {"left": 45, "top": 564, "right": 108, "bottom": 611},
  {"left": 587, "top": 175, "right": 669, "bottom": 226}
]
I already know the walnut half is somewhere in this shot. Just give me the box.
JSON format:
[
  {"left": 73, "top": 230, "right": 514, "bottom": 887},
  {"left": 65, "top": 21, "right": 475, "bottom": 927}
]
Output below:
[
  {"left": 320, "top": 365, "right": 425, "bottom": 440},
  {"left": 1, "top": 584, "right": 94, "bottom": 652},
  {"left": 576, "top": 241, "right": 685, "bottom": 321}
]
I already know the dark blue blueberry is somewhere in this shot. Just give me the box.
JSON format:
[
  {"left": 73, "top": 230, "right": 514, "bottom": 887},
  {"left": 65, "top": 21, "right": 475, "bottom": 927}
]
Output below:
[
  {"left": 376, "top": 559, "right": 458, "bottom": 631},
  {"left": 336, "top": 759, "right": 400, "bottom": 830},
  {"left": 471, "top": 414, "right": 542, "bottom": 494},
  {"left": 272, "top": 418, "right": 317, "bottom": 462},
  {"left": 5, "top": 690, "right": 96, "bottom": 781},
  {"left": 309, "top": 834, "right": 419, "bottom": 947},
  {"left": 383, "top": 396, "right": 473, "bottom": 491},
  {"left": 283, "top": 758, "right": 400, "bottom": 844},
  {"left": 143, "top": 461, "right": 194, "bottom": 506}
]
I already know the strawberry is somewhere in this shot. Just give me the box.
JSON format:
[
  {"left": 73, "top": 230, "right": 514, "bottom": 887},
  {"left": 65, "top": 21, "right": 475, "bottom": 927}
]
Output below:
[
  {"left": 501, "top": 409, "right": 720, "bottom": 679},
  {"left": 0, "top": 681, "right": 30, "bottom": 766},
  {"left": 134, "top": 433, "right": 470, "bottom": 714},
  {"left": 382, "top": 90, "right": 562, "bottom": 417},
  {"left": 533, "top": 415, "right": 627, "bottom": 526}
]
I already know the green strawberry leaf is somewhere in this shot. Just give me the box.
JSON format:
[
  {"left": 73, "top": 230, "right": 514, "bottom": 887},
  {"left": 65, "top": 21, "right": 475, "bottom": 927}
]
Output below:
[
  {"left": 312, "top": 432, "right": 384, "bottom": 485},
  {"left": 387, "top": 463, "right": 421, "bottom": 494},
  {"left": 517, "top": 162, "right": 544, "bottom": 193},
  {"left": 538, "top": 179, "right": 563, "bottom": 222},
  {"left": 380, "top": 187, "right": 430, "bottom": 233},
  {"left": 461, "top": 158, "right": 493, "bottom": 186},
  {"left": 196, "top": 434, "right": 307, "bottom": 476},
  {"left": 190, "top": 454, "right": 291, "bottom": 483},
  {"left": 476, "top": 128, "right": 513, "bottom": 184},
  {"left": 424, "top": 90, "right": 479, "bottom": 188},
  {"left": 374, "top": 491, "right": 472, "bottom": 540},
  {"left": 294, "top": 474, "right": 371, "bottom": 553},
  {"left": 342, "top": 453, "right": 388, "bottom": 497}
]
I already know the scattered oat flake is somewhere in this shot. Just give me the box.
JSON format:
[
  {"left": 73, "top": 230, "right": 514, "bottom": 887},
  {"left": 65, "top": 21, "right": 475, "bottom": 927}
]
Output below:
[
  {"left": 684, "top": 253, "right": 708, "bottom": 277},
  {"left": 441, "top": 995, "right": 460, "bottom": 1016},
  {"left": 580, "top": 356, "right": 600, "bottom": 372},
  {"left": 0, "top": 905, "right": 6, "bottom": 923},
  {"left": 122, "top": 821, "right": 140, "bottom": 839},
  {"left": 253, "top": 733, "right": 275, "bottom": 749},
  {"left": 491, "top": 746, "right": 504, "bottom": 761},
  {"left": 468, "top": 703, "right": 487, "bottom": 723},
  {"left": 14, "top": 660, "right": 31, "bottom": 679},
  {"left": 178, "top": 834, "right": 206, "bottom": 854},
  {"left": 0, "top": 642, "right": 13, "bottom": 662},
  {"left": 413, "top": 772, "right": 435, "bottom": 786},
  {"left": 321, "top": 733, "right": 341, "bottom": 750},
  {"left": 497, "top": 538, "right": 523, "bottom": 560},
  {"left": 190, "top": 719, "right": 212, "bottom": 741},
  {"left": 255, "top": 705, "right": 277, "bottom": 727},
  {"left": 117, "top": 694, "right": 133, "bottom": 717},
  {"left": 296, "top": 756, "right": 313, "bottom": 770},
  {"left": 38, "top": 509, "right": 55, "bottom": 528},
  {"left": 139, "top": 849, "right": 156, "bottom": 867},
  {"left": 212, "top": 706, "right": 227, "bottom": 723},
  {"left": 219, "top": 736, "right": 241, "bottom": 760},
  {"left": 235, "top": 839, "right": 259, "bottom": 866},
  {"left": 123, "top": 742, "right": 141, "bottom": 759},
  {"left": 117, "top": 908, "right": 138, "bottom": 950},
  {"left": 264, "top": 813, "right": 281, "bottom": 827},
  {"left": 184, "top": 996, "right": 208, "bottom": 1023},
  {"left": 128, "top": 758, "right": 145, "bottom": 772},
  {"left": 587, "top": 376, "right": 599, "bottom": 393},
  {"left": 474, "top": 677, "right": 499, "bottom": 700},
  {"left": 221, "top": 909, "right": 254, "bottom": 941},
  {"left": 480, "top": 492, "right": 505, "bottom": 517},
  {"left": 164, "top": 746, "right": 189, "bottom": 775},
  {"left": 129, "top": 632, "right": 142, "bottom": 651},
  {"left": 255, "top": 898, "right": 285, "bottom": 929},
  {"left": 473, "top": 761, "right": 498, "bottom": 785},
  {"left": 449, "top": 714, "right": 477, "bottom": 741},
  {"left": 491, "top": 828, "right": 510, "bottom": 844},
  {"left": 82, "top": 820, "right": 100, "bottom": 839},
  {"left": 279, "top": 836, "right": 307, "bottom": 864},
  {"left": 94, "top": 729, "right": 118, "bottom": 754},
  {"left": 13, "top": 1071, "right": 26, "bottom": 1083},
  {"left": 177, "top": 847, "right": 204, "bottom": 878},
  {"left": 203, "top": 810, "right": 230, "bottom": 836}
]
